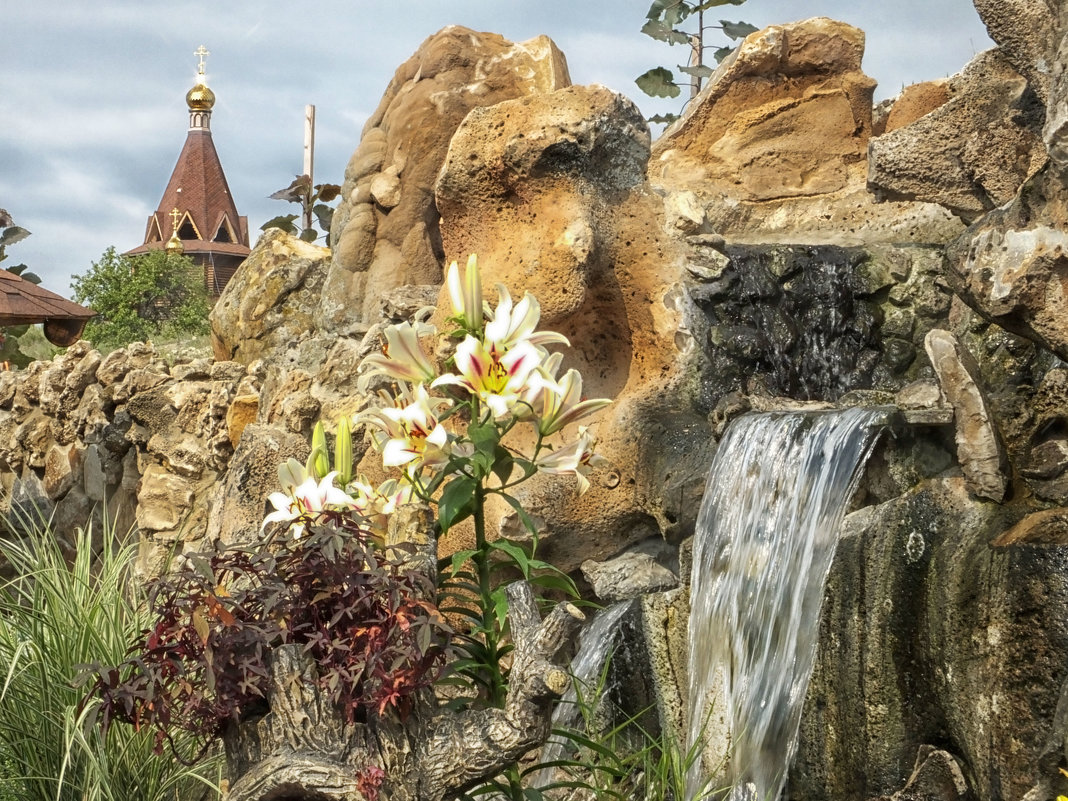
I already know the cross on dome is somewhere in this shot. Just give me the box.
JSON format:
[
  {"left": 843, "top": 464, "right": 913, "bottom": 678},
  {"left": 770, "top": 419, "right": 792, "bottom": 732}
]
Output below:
[{"left": 194, "top": 45, "right": 210, "bottom": 77}]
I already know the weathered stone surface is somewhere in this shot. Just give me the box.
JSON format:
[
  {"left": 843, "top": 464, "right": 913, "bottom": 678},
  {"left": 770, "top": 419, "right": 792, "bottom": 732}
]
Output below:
[
  {"left": 321, "top": 26, "right": 571, "bottom": 331},
  {"left": 944, "top": 164, "right": 1068, "bottom": 359},
  {"left": 95, "top": 341, "right": 158, "bottom": 387},
  {"left": 650, "top": 19, "right": 962, "bottom": 245},
  {"left": 973, "top": 0, "right": 1059, "bottom": 104},
  {"left": 653, "top": 17, "right": 874, "bottom": 202},
  {"left": 882, "top": 80, "right": 950, "bottom": 133},
  {"left": 205, "top": 424, "right": 309, "bottom": 546},
  {"left": 580, "top": 542, "right": 678, "bottom": 602},
  {"left": 43, "top": 442, "right": 83, "bottom": 500},
  {"left": 226, "top": 394, "right": 259, "bottom": 448},
  {"left": 924, "top": 330, "right": 1008, "bottom": 502},
  {"left": 433, "top": 82, "right": 686, "bottom": 572},
  {"left": 868, "top": 49, "right": 1047, "bottom": 221},
  {"left": 135, "top": 462, "right": 195, "bottom": 534},
  {"left": 992, "top": 506, "right": 1068, "bottom": 546},
  {"left": 870, "top": 746, "right": 974, "bottom": 801},
  {"left": 792, "top": 477, "right": 1068, "bottom": 801},
  {"left": 211, "top": 229, "right": 331, "bottom": 365}
]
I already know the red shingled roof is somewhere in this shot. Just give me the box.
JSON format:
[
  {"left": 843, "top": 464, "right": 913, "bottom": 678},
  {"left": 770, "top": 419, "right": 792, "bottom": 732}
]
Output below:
[{"left": 0, "top": 271, "right": 94, "bottom": 326}]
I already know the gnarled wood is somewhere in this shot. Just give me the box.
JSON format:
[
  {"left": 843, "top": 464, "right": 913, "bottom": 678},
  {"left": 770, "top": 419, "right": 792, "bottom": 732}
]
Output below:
[{"left": 222, "top": 506, "right": 584, "bottom": 801}]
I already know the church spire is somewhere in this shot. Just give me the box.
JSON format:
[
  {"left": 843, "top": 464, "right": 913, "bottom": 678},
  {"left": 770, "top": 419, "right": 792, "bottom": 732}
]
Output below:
[
  {"left": 125, "top": 45, "right": 250, "bottom": 297},
  {"left": 186, "top": 45, "right": 215, "bottom": 130}
]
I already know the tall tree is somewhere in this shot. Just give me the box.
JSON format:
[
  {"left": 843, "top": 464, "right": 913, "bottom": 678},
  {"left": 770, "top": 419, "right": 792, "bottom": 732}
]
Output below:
[{"left": 71, "top": 247, "right": 211, "bottom": 352}]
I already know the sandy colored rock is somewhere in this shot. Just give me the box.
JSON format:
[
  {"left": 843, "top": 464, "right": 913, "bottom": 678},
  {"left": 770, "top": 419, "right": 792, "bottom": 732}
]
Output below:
[
  {"left": 652, "top": 18, "right": 874, "bottom": 202},
  {"left": 868, "top": 49, "right": 1047, "bottom": 221},
  {"left": 433, "top": 82, "right": 687, "bottom": 572},
  {"left": 226, "top": 394, "right": 260, "bottom": 448},
  {"left": 135, "top": 462, "right": 195, "bottom": 534},
  {"left": 992, "top": 507, "right": 1068, "bottom": 546},
  {"left": 973, "top": 0, "right": 1060, "bottom": 103},
  {"left": 882, "top": 80, "right": 950, "bottom": 133},
  {"left": 924, "top": 329, "right": 1008, "bottom": 502},
  {"left": 211, "top": 229, "right": 330, "bottom": 365},
  {"left": 320, "top": 26, "right": 571, "bottom": 332}
]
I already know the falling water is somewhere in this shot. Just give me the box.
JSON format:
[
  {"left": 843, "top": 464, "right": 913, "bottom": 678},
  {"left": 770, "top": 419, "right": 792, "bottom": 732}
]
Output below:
[
  {"left": 533, "top": 600, "right": 633, "bottom": 791},
  {"left": 685, "top": 408, "right": 885, "bottom": 801}
]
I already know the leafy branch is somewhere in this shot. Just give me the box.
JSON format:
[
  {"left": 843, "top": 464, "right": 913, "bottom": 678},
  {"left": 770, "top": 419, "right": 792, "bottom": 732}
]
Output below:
[
  {"left": 635, "top": 0, "right": 757, "bottom": 123},
  {"left": 261, "top": 174, "right": 341, "bottom": 243}
]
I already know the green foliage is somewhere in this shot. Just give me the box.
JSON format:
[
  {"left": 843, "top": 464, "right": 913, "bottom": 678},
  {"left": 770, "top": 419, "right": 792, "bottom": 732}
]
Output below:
[
  {"left": 0, "top": 511, "right": 220, "bottom": 801},
  {"left": 71, "top": 246, "right": 211, "bottom": 352},
  {"left": 636, "top": 0, "right": 757, "bottom": 121},
  {"left": 261, "top": 174, "right": 341, "bottom": 243}
]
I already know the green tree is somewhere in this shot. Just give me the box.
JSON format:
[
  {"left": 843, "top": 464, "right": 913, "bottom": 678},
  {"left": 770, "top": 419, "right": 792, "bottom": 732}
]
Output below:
[
  {"left": 71, "top": 247, "right": 211, "bottom": 352},
  {"left": 635, "top": 0, "right": 757, "bottom": 123}
]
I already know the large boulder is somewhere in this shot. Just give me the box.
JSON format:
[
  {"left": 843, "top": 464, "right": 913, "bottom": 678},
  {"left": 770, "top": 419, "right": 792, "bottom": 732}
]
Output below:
[
  {"left": 867, "top": 48, "right": 1047, "bottom": 222},
  {"left": 650, "top": 17, "right": 962, "bottom": 245},
  {"left": 432, "top": 83, "right": 694, "bottom": 570},
  {"left": 211, "top": 229, "right": 330, "bottom": 365},
  {"left": 792, "top": 477, "right": 1068, "bottom": 801},
  {"left": 320, "top": 26, "right": 571, "bottom": 332}
]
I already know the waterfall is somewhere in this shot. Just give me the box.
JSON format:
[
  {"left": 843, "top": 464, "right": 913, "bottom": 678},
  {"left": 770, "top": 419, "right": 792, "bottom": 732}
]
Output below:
[
  {"left": 685, "top": 408, "right": 884, "bottom": 801},
  {"left": 533, "top": 600, "right": 633, "bottom": 791}
]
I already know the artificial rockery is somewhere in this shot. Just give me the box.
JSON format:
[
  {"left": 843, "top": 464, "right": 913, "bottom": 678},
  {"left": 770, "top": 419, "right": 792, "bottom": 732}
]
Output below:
[{"left": 1, "top": 2, "right": 1068, "bottom": 799}]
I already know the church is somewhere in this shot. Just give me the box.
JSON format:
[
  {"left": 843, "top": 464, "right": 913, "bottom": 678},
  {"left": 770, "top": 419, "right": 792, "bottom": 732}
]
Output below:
[{"left": 124, "top": 47, "right": 250, "bottom": 298}]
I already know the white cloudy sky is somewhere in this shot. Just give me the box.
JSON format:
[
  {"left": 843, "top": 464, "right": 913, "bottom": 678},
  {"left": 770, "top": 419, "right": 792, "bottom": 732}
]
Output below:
[{"left": 2, "top": 1, "right": 993, "bottom": 296}]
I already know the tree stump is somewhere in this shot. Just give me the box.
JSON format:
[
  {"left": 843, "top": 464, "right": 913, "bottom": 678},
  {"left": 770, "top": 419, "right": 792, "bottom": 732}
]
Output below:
[{"left": 222, "top": 506, "right": 584, "bottom": 801}]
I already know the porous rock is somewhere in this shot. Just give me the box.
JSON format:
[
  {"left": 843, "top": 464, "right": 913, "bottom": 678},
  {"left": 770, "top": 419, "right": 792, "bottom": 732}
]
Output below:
[
  {"left": 211, "top": 229, "right": 331, "bottom": 365},
  {"left": 321, "top": 26, "right": 571, "bottom": 331},
  {"left": 433, "top": 82, "right": 687, "bottom": 572},
  {"left": 868, "top": 49, "right": 1047, "bottom": 221}
]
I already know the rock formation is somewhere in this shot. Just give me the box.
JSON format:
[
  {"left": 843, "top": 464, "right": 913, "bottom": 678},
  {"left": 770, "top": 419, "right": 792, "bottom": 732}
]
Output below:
[{"left": 3, "top": 6, "right": 1068, "bottom": 800}]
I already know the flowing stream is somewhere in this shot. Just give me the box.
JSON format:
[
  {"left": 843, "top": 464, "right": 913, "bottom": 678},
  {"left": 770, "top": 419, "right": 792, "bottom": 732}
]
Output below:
[
  {"left": 533, "top": 600, "right": 633, "bottom": 790},
  {"left": 685, "top": 408, "right": 885, "bottom": 801}
]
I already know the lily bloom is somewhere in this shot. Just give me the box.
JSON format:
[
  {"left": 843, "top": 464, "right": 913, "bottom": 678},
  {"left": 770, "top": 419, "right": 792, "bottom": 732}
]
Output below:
[
  {"left": 262, "top": 468, "right": 356, "bottom": 538},
  {"left": 446, "top": 254, "right": 485, "bottom": 335},
  {"left": 432, "top": 335, "right": 543, "bottom": 419},
  {"left": 348, "top": 476, "right": 416, "bottom": 539},
  {"left": 523, "top": 352, "right": 612, "bottom": 435},
  {"left": 485, "top": 282, "right": 570, "bottom": 352},
  {"left": 360, "top": 384, "right": 454, "bottom": 473},
  {"left": 535, "top": 426, "right": 607, "bottom": 495},
  {"left": 358, "top": 320, "right": 438, "bottom": 392}
]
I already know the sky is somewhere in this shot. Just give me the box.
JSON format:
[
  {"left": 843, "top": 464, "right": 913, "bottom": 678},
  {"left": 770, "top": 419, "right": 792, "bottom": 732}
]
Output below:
[{"left": 1, "top": 1, "right": 994, "bottom": 297}]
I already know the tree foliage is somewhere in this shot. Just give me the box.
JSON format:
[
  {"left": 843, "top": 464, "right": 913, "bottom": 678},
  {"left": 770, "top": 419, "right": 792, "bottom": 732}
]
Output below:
[
  {"left": 635, "top": 0, "right": 757, "bottom": 122},
  {"left": 71, "top": 247, "right": 211, "bottom": 352},
  {"left": 261, "top": 174, "right": 341, "bottom": 243}
]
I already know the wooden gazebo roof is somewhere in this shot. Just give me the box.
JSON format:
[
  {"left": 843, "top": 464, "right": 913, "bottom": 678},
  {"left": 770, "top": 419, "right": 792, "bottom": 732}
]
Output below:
[{"left": 0, "top": 271, "right": 95, "bottom": 346}]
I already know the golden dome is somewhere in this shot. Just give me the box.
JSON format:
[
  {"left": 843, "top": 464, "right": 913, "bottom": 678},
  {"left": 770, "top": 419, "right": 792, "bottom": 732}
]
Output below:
[
  {"left": 186, "top": 82, "right": 215, "bottom": 111},
  {"left": 165, "top": 230, "right": 184, "bottom": 254}
]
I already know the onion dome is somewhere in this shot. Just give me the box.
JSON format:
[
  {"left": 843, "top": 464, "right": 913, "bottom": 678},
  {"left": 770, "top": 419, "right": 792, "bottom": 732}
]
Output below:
[{"left": 186, "top": 82, "right": 215, "bottom": 111}]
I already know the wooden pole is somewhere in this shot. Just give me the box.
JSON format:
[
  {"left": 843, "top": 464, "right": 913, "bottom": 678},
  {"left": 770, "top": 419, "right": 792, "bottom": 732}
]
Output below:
[{"left": 303, "top": 104, "right": 315, "bottom": 233}]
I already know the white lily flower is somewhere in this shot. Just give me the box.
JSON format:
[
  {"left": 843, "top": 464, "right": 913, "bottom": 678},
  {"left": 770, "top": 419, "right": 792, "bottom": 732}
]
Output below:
[
  {"left": 357, "top": 321, "right": 438, "bottom": 392},
  {"left": 535, "top": 426, "right": 607, "bottom": 495},
  {"left": 262, "top": 470, "right": 356, "bottom": 538},
  {"left": 446, "top": 253, "right": 485, "bottom": 334},
  {"left": 360, "top": 384, "right": 454, "bottom": 473},
  {"left": 432, "top": 335, "right": 543, "bottom": 419},
  {"left": 485, "top": 283, "right": 570, "bottom": 352}
]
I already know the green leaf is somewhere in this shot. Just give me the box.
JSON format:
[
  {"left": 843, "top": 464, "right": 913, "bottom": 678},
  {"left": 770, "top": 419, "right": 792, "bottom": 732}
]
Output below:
[
  {"left": 260, "top": 214, "right": 299, "bottom": 234},
  {"left": 497, "top": 492, "right": 539, "bottom": 537},
  {"left": 640, "top": 19, "right": 690, "bottom": 45},
  {"left": 712, "top": 45, "right": 735, "bottom": 63},
  {"left": 677, "top": 64, "right": 715, "bottom": 79},
  {"left": 648, "top": 113, "right": 680, "bottom": 125},
  {"left": 446, "top": 548, "right": 479, "bottom": 577},
  {"left": 17, "top": 270, "right": 41, "bottom": 285},
  {"left": 489, "top": 539, "right": 531, "bottom": 579},
  {"left": 491, "top": 446, "right": 514, "bottom": 487},
  {"left": 0, "top": 226, "right": 30, "bottom": 247},
  {"left": 312, "top": 203, "right": 334, "bottom": 232},
  {"left": 299, "top": 228, "right": 318, "bottom": 242},
  {"left": 695, "top": 0, "right": 747, "bottom": 8},
  {"left": 635, "top": 67, "right": 682, "bottom": 99},
  {"left": 721, "top": 19, "right": 759, "bottom": 40},
  {"left": 269, "top": 174, "right": 312, "bottom": 203},
  {"left": 438, "top": 476, "right": 476, "bottom": 532}
]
